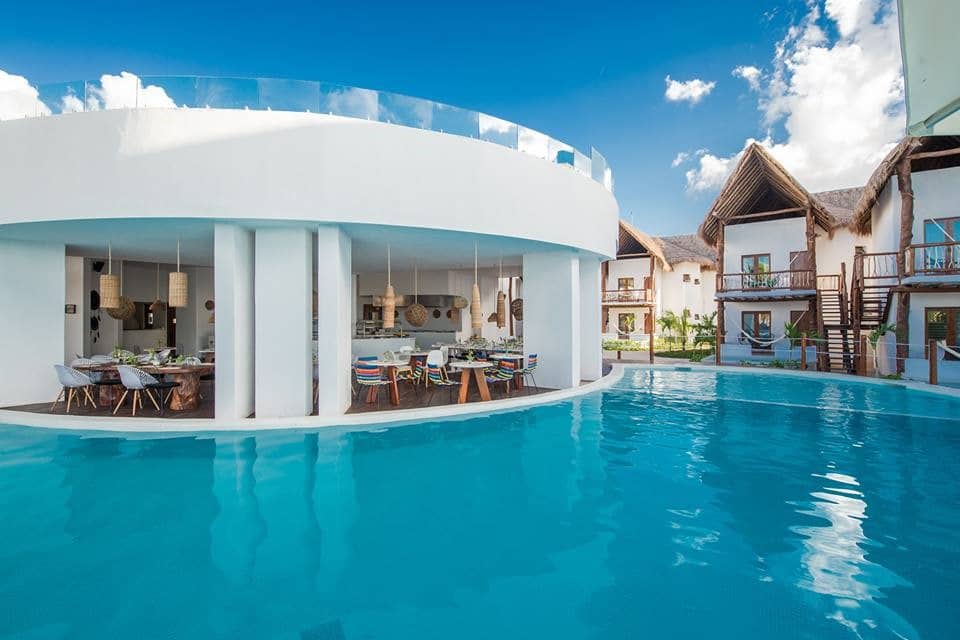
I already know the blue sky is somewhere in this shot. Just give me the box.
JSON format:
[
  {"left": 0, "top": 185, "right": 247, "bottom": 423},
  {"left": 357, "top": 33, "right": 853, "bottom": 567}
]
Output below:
[{"left": 0, "top": 0, "right": 903, "bottom": 235}]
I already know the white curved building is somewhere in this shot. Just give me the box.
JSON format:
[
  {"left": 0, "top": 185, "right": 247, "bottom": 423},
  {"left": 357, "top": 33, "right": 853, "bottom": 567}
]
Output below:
[{"left": 0, "top": 76, "right": 618, "bottom": 420}]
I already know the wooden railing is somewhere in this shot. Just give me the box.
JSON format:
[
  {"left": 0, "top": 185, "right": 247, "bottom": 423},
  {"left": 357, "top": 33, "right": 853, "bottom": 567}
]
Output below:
[
  {"left": 906, "top": 241, "right": 960, "bottom": 276},
  {"left": 860, "top": 251, "right": 900, "bottom": 281},
  {"left": 816, "top": 274, "right": 841, "bottom": 291},
  {"left": 601, "top": 288, "right": 652, "bottom": 304},
  {"left": 717, "top": 269, "right": 816, "bottom": 292}
]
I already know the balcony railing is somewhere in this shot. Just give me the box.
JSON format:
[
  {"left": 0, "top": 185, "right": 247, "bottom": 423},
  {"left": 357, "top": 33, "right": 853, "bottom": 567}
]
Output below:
[
  {"left": 717, "top": 269, "right": 818, "bottom": 293},
  {"left": 601, "top": 288, "right": 652, "bottom": 304},
  {"left": 906, "top": 242, "right": 960, "bottom": 276},
  {"left": 0, "top": 74, "right": 614, "bottom": 192}
]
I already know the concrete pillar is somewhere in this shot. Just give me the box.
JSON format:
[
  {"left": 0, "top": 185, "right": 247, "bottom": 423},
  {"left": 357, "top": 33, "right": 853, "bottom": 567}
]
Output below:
[
  {"left": 214, "top": 224, "right": 255, "bottom": 420},
  {"left": 579, "top": 256, "right": 603, "bottom": 381},
  {"left": 316, "top": 225, "right": 353, "bottom": 415},
  {"left": 523, "top": 251, "right": 581, "bottom": 389},
  {"left": 0, "top": 240, "right": 65, "bottom": 406},
  {"left": 255, "top": 227, "right": 313, "bottom": 418}
]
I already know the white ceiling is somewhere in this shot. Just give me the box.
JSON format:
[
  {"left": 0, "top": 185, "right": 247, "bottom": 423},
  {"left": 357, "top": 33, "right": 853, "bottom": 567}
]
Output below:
[{"left": 0, "top": 218, "right": 564, "bottom": 272}]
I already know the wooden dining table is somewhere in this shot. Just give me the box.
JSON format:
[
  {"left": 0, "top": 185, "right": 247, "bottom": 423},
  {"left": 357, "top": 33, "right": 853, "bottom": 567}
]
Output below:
[
  {"left": 76, "top": 363, "right": 214, "bottom": 412},
  {"left": 446, "top": 360, "right": 495, "bottom": 403},
  {"left": 366, "top": 360, "right": 410, "bottom": 406}
]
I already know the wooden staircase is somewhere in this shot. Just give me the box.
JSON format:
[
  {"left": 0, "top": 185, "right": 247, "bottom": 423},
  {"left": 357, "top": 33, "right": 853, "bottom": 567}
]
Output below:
[
  {"left": 817, "top": 275, "right": 854, "bottom": 373},
  {"left": 850, "top": 250, "right": 899, "bottom": 360}
]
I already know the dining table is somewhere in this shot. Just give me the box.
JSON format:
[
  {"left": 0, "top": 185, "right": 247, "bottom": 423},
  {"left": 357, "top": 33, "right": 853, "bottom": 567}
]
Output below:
[
  {"left": 366, "top": 360, "right": 411, "bottom": 406},
  {"left": 75, "top": 362, "right": 214, "bottom": 412},
  {"left": 446, "top": 360, "right": 496, "bottom": 403}
]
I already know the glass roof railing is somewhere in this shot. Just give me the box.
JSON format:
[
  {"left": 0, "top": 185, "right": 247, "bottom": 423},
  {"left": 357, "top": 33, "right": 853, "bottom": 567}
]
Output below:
[{"left": 2, "top": 74, "right": 614, "bottom": 193}]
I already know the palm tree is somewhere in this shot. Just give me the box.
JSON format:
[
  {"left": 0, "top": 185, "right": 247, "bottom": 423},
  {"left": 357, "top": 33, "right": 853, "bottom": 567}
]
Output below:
[
  {"left": 657, "top": 311, "right": 677, "bottom": 347},
  {"left": 677, "top": 308, "right": 693, "bottom": 351},
  {"left": 693, "top": 311, "right": 717, "bottom": 349}
]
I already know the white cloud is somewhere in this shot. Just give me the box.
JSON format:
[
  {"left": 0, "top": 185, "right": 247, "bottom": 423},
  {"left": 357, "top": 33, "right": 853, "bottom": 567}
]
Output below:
[
  {"left": 685, "top": 0, "right": 904, "bottom": 193},
  {"left": 0, "top": 69, "right": 50, "bottom": 120},
  {"left": 85, "top": 71, "right": 176, "bottom": 110},
  {"left": 732, "top": 65, "right": 762, "bottom": 91},
  {"left": 671, "top": 151, "right": 689, "bottom": 167},
  {"left": 664, "top": 75, "right": 716, "bottom": 104}
]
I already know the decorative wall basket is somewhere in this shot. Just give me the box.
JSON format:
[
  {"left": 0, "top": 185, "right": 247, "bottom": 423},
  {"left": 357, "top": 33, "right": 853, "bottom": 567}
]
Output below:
[
  {"left": 448, "top": 307, "right": 461, "bottom": 325},
  {"left": 511, "top": 298, "right": 523, "bottom": 321},
  {"left": 496, "top": 291, "right": 506, "bottom": 328},
  {"left": 433, "top": 309, "right": 442, "bottom": 319},
  {"left": 404, "top": 302, "right": 428, "bottom": 327},
  {"left": 452, "top": 296, "right": 468, "bottom": 309},
  {"left": 487, "top": 312, "right": 497, "bottom": 323},
  {"left": 106, "top": 296, "right": 136, "bottom": 321}
]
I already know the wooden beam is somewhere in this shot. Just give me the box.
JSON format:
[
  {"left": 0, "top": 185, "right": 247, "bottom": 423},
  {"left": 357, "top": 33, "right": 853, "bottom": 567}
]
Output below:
[
  {"left": 908, "top": 146, "right": 960, "bottom": 161},
  {"left": 727, "top": 207, "right": 806, "bottom": 223},
  {"left": 895, "top": 156, "right": 914, "bottom": 373}
]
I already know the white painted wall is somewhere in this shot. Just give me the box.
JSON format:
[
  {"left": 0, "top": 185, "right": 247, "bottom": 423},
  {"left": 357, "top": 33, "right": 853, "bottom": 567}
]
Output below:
[
  {"left": 523, "top": 251, "right": 580, "bottom": 389},
  {"left": 910, "top": 165, "right": 960, "bottom": 240},
  {"left": 721, "top": 300, "right": 811, "bottom": 348},
  {"left": 64, "top": 256, "right": 84, "bottom": 363},
  {"left": 605, "top": 257, "right": 652, "bottom": 290},
  {"left": 723, "top": 218, "right": 807, "bottom": 274},
  {"left": 870, "top": 179, "right": 901, "bottom": 253},
  {"left": 215, "top": 224, "right": 255, "bottom": 420},
  {"left": 660, "top": 262, "right": 714, "bottom": 320},
  {"left": 816, "top": 226, "right": 858, "bottom": 289},
  {"left": 0, "top": 108, "right": 618, "bottom": 259},
  {"left": 255, "top": 228, "right": 313, "bottom": 418},
  {"left": 315, "top": 225, "right": 353, "bottom": 415},
  {"left": 579, "top": 257, "right": 602, "bottom": 381},
  {"left": 0, "top": 239, "right": 65, "bottom": 406}
]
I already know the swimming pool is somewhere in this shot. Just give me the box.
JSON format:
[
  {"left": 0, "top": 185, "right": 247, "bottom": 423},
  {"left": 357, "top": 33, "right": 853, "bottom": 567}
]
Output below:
[{"left": 0, "top": 367, "right": 957, "bottom": 639}]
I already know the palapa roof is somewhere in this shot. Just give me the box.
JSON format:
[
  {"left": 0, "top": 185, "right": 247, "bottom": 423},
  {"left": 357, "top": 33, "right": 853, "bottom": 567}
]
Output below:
[
  {"left": 849, "top": 135, "right": 960, "bottom": 233},
  {"left": 811, "top": 187, "right": 864, "bottom": 228},
  {"left": 617, "top": 219, "right": 671, "bottom": 270},
  {"left": 655, "top": 234, "right": 717, "bottom": 269},
  {"left": 697, "top": 143, "right": 837, "bottom": 247}
]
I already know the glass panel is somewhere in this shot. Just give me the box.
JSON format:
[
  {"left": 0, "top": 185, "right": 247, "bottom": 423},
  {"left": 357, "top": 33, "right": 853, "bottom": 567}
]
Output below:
[
  {"left": 195, "top": 77, "right": 258, "bottom": 109},
  {"left": 573, "top": 149, "right": 591, "bottom": 176},
  {"left": 138, "top": 76, "right": 197, "bottom": 108},
  {"left": 85, "top": 74, "right": 140, "bottom": 110},
  {"left": 257, "top": 78, "right": 320, "bottom": 112},
  {"left": 591, "top": 147, "right": 607, "bottom": 183},
  {"left": 319, "top": 83, "right": 379, "bottom": 119},
  {"left": 758, "top": 313, "right": 772, "bottom": 340},
  {"left": 548, "top": 137, "right": 574, "bottom": 165},
  {"left": 378, "top": 92, "right": 434, "bottom": 128},
  {"left": 518, "top": 126, "right": 550, "bottom": 159},
  {"left": 478, "top": 113, "right": 517, "bottom": 148},
  {"left": 36, "top": 81, "right": 85, "bottom": 115},
  {"left": 431, "top": 102, "right": 479, "bottom": 137},
  {"left": 925, "top": 220, "right": 947, "bottom": 243}
]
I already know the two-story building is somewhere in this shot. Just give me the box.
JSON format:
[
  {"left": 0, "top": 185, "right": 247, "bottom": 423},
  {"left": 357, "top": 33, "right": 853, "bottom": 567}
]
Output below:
[
  {"left": 849, "top": 135, "right": 960, "bottom": 381},
  {"left": 697, "top": 144, "right": 861, "bottom": 368},
  {"left": 601, "top": 220, "right": 716, "bottom": 341}
]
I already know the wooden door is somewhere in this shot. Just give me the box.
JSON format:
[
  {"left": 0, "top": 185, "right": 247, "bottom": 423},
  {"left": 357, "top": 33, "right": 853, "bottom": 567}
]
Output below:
[{"left": 790, "top": 251, "right": 812, "bottom": 289}]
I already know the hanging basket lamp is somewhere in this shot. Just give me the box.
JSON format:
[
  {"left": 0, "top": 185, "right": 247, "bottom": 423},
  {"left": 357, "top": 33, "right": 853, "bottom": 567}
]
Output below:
[
  {"left": 99, "top": 242, "right": 120, "bottom": 309},
  {"left": 470, "top": 243, "right": 482, "bottom": 333},
  {"left": 404, "top": 261, "right": 428, "bottom": 327},
  {"left": 382, "top": 244, "right": 395, "bottom": 330},
  {"left": 149, "top": 263, "right": 165, "bottom": 312},
  {"left": 496, "top": 256, "right": 506, "bottom": 328},
  {"left": 106, "top": 259, "right": 134, "bottom": 320},
  {"left": 169, "top": 238, "right": 189, "bottom": 308}
]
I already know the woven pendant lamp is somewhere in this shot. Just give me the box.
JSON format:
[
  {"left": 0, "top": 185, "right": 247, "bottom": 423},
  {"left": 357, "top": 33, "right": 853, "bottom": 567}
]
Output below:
[
  {"left": 169, "top": 238, "right": 189, "bottom": 308},
  {"left": 470, "top": 243, "right": 482, "bottom": 333},
  {"left": 149, "top": 263, "right": 165, "bottom": 313},
  {"left": 404, "top": 261, "right": 428, "bottom": 327},
  {"left": 99, "top": 243, "right": 121, "bottom": 309},
  {"left": 496, "top": 256, "right": 506, "bottom": 328},
  {"left": 383, "top": 244, "right": 396, "bottom": 330},
  {"left": 106, "top": 260, "right": 136, "bottom": 321}
]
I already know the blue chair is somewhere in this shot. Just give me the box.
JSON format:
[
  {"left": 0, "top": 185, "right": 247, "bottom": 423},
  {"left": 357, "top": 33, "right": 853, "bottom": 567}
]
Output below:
[{"left": 52, "top": 365, "right": 96, "bottom": 413}]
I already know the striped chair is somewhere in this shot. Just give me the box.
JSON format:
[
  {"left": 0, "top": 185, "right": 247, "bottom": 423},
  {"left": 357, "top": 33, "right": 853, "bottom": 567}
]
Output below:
[
  {"left": 485, "top": 359, "right": 517, "bottom": 397},
  {"left": 355, "top": 363, "right": 391, "bottom": 408},
  {"left": 520, "top": 354, "right": 539, "bottom": 393},
  {"left": 425, "top": 364, "right": 459, "bottom": 405}
]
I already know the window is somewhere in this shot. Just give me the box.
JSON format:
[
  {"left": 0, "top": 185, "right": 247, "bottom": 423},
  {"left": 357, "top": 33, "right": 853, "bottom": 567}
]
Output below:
[
  {"left": 922, "top": 218, "right": 960, "bottom": 272},
  {"left": 694, "top": 278, "right": 700, "bottom": 285},
  {"left": 618, "top": 312, "right": 637, "bottom": 335},
  {"left": 742, "top": 311, "right": 772, "bottom": 351},
  {"left": 617, "top": 277, "right": 636, "bottom": 302},
  {"left": 682, "top": 274, "right": 691, "bottom": 283},
  {"left": 617, "top": 277, "right": 634, "bottom": 290},
  {"left": 925, "top": 307, "right": 960, "bottom": 360},
  {"left": 741, "top": 254, "right": 772, "bottom": 289}
]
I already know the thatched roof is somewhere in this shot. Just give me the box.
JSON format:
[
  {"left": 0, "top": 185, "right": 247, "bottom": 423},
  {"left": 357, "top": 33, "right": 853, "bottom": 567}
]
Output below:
[
  {"left": 811, "top": 187, "right": 864, "bottom": 228},
  {"left": 849, "top": 136, "right": 960, "bottom": 233},
  {"left": 617, "top": 220, "right": 671, "bottom": 270},
  {"left": 698, "top": 143, "right": 837, "bottom": 246},
  {"left": 655, "top": 234, "right": 717, "bottom": 269}
]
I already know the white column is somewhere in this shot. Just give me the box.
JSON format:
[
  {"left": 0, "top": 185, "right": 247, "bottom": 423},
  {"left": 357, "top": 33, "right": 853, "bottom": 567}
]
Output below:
[
  {"left": 316, "top": 225, "right": 353, "bottom": 415},
  {"left": 0, "top": 240, "right": 65, "bottom": 406},
  {"left": 579, "top": 256, "right": 603, "bottom": 381},
  {"left": 255, "top": 227, "right": 313, "bottom": 418},
  {"left": 214, "top": 224, "right": 255, "bottom": 420},
  {"left": 523, "top": 251, "right": 581, "bottom": 389}
]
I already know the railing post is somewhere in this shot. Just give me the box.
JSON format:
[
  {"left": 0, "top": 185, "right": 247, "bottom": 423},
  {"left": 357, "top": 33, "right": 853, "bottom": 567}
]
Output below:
[
  {"left": 929, "top": 339, "right": 938, "bottom": 385},
  {"left": 715, "top": 326, "right": 722, "bottom": 366},
  {"left": 800, "top": 336, "right": 807, "bottom": 370},
  {"left": 858, "top": 335, "right": 868, "bottom": 376}
]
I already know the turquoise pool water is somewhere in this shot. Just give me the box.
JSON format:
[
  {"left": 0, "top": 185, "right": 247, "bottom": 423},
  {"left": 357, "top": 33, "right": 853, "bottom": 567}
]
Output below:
[{"left": 1, "top": 368, "right": 958, "bottom": 639}]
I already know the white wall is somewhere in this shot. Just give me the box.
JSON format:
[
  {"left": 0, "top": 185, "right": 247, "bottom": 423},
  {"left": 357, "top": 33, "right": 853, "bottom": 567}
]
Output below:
[
  {"left": 315, "top": 225, "right": 353, "bottom": 415},
  {"left": 816, "top": 226, "right": 858, "bottom": 289},
  {"left": 659, "top": 262, "right": 714, "bottom": 320},
  {"left": 723, "top": 217, "right": 807, "bottom": 274},
  {"left": 523, "top": 251, "right": 581, "bottom": 389},
  {"left": 721, "top": 300, "right": 811, "bottom": 348},
  {"left": 0, "top": 108, "right": 618, "bottom": 259},
  {"left": 64, "top": 256, "right": 84, "bottom": 363},
  {"left": 255, "top": 228, "right": 313, "bottom": 418},
  {"left": 215, "top": 224, "right": 255, "bottom": 420},
  {"left": 870, "top": 179, "right": 901, "bottom": 253},
  {"left": 911, "top": 165, "right": 960, "bottom": 241},
  {"left": 0, "top": 239, "right": 65, "bottom": 406},
  {"left": 579, "top": 257, "right": 602, "bottom": 381},
  {"left": 605, "top": 256, "right": 652, "bottom": 290}
]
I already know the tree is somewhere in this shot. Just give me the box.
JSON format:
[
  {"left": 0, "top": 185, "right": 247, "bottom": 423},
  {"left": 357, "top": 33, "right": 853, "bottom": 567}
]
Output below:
[
  {"left": 693, "top": 311, "right": 717, "bottom": 349},
  {"left": 657, "top": 311, "right": 678, "bottom": 347},
  {"left": 677, "top": 308, "right": 693, "bottom": 350}
]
